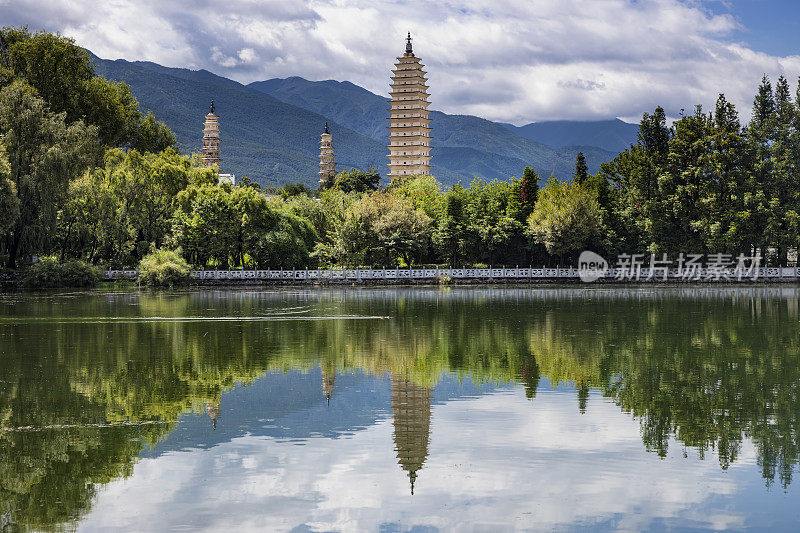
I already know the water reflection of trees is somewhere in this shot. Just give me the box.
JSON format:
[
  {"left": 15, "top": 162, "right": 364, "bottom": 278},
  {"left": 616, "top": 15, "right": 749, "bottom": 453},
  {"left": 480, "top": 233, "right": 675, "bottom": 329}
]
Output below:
[
  {"left": 1, "top": 287, "right": 799, "bottom": 529},
  {"left": 525, "top": 288, "right": 800, "bottom": 488}
]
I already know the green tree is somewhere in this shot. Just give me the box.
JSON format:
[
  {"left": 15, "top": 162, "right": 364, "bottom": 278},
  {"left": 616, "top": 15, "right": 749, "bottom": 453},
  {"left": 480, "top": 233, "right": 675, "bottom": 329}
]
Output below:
[
  {"left": 230, "top": 184, "right": 315, "bottom": 268},
  {"left": 0, "top": 142, "right": 20, "bottom": 234},
  {"left": 700, "top": 94, "right": 753, "bottom": 254},
  {"left": 596, "top": 83, "right": 800, "bottom": 261},
  {"left": 0, "top": 27, "right": 176, "bottom": 151},
  {"left": 746, "top": 77, "right": 777, "bottom": 259},
  {"left": 388, "top": 175, "right": 443, "bottom": 263},
  {"left": 333, "top": 167, "right": 381, "bottom": 193},
  {"left": 519, "top": 166, "right": 539, "bottom": 217},
  {"left": 238, "top": 176, "right": 261, "bottom": 191},
  {"left": 170, "top": 183, "right": 317, "bottom": 268},
  {"left": 58, "top": 148, "right": 216, "bottom": 265},
  {"left": 328, "top": 193, "right": 431, "bottom": 266},
  {"left": 248, "top": 210, "right": 317, "bottom": 268},
  {"left": 654, "top": 105, "right": 715, "bottom": 254},
  {"left": 388, "top": 174, "right": 443, "bottom": 220},
  {"left": 133, "top": 111, "right": 176, "bottom": 153},
  {"left": 0, "top": 27, "right": 94, "bottom": 123},
  {"left": 598, "top": 105, "right": 683, "bottom": 255},
  {"left": 573, "top": 152, "right": 589, "bottom": 185},
  {"left": 760, "top": 76, "right": 798, "bottom": 263},
  {"left": 280, "top": 182, "right": 312, "bottom": 198},
  {"left": 461, "top": 179, "right": 526, "bottom": 265},
  {"left": 433, "top": 185, "right": 468, "bottom": 265},
  {"left": 171, "top": 184, "right": 238, "bottom": 268},
  {"left": 0, "top": 81, "right": 100, "bottom": 267},
  {"left": 751, "top": 75, "right": 775, "bottom": 134},
  {"left": 137, "top": 248, "right": 191, "bottom": 287},
  {"left": 528, "top": 178, "right": 602, "bottom": 259},
  {"left": 281, "top": 187, "right": 354, "bottom": 245}
]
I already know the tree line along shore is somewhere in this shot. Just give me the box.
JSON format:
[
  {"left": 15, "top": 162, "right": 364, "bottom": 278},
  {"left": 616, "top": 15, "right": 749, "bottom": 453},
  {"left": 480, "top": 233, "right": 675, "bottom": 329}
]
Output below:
[{"left": 2, "top": 27, "right": 799, "bottom": 288}]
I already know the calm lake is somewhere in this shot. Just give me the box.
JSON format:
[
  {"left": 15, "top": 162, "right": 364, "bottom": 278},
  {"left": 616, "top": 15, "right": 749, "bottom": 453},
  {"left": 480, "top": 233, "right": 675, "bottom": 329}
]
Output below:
[{"left": 1, "top": 286, "right": 799, "bottom": 531}]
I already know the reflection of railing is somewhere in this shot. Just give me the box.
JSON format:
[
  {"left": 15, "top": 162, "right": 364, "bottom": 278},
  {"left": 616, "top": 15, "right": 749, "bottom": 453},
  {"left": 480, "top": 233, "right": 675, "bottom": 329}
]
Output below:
[{"left": 104, "top": 266, "right": 800, "bottom": 282}]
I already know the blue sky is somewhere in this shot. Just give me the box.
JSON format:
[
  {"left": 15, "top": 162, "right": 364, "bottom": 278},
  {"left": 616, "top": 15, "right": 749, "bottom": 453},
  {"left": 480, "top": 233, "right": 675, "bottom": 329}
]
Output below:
[
  {"left": 2, "top": 0, "right": 799, "bottom": 124},
  {"left": 708, "top": 0, "right": 800, "bottom": 56}
]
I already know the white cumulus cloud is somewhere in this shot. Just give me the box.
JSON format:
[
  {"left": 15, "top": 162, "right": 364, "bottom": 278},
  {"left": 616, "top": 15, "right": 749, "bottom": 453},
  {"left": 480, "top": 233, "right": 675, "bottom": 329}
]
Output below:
[{"left": 2, "top": 0, "right": 799, "bottom": 124}]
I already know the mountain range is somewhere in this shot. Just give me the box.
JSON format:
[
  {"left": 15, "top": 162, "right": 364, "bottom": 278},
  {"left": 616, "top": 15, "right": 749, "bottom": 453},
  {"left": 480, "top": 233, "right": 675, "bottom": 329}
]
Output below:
[
  {"left": 500, "top": 119, "right": 639, "bottom": 153},
  {"left": 92, "top": 55, "right": 638, "bottom": 187}
]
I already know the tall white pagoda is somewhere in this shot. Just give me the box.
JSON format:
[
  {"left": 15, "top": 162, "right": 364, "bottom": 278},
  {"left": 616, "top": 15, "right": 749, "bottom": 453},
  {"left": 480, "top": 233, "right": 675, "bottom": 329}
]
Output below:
[{"left": 387, "top": 33, "right": 432, "bottom": 181}]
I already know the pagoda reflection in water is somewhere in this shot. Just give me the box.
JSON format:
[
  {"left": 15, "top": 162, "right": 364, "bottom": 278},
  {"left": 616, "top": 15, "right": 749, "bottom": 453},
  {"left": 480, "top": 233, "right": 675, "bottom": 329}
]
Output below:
[
  {"left": 320, "top": 368, "right": 433, "bottom": 495},
  {"left": 205, "top": 400, "right": 220, "bottom": 430},
  {"left": 391, "top": 376, "right": 432, "bottom": 495},
  {"left": 322, "top": 365, "right": 336, "bottom": 406}
]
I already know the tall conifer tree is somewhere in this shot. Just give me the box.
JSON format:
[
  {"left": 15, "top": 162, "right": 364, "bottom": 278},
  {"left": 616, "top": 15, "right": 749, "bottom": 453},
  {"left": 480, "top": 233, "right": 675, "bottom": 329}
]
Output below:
[{"left": 573, "top": 153, "right": 589, "bottom": 185}]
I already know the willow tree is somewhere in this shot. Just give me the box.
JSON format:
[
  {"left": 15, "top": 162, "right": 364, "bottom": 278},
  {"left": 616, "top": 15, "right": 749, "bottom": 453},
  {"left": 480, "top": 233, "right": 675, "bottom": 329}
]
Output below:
[
  {"left": 57, "top": 148, "right": 217, "bottom": 265},
  {"left": 0, "top": 142, "right": 19, "bottom": 234},
  {"left": 0, "top": 81, "right": 100, "bottom": 267}
]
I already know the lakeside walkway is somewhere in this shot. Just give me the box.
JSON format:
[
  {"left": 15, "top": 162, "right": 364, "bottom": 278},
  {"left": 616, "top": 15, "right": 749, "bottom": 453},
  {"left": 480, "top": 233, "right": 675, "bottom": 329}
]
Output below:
[{"left": 104, "top": 266, "right": 800, "bottom": 284}]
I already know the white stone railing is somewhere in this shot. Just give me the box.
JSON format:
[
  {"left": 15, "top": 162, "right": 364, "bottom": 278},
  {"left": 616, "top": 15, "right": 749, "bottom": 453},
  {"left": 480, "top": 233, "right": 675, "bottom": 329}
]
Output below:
[
  {"left": 103, "top": 266, "right": 800, "bottom": 282},
  {"left": 105, "top": 269, "right": 138, "bottom": 279}
]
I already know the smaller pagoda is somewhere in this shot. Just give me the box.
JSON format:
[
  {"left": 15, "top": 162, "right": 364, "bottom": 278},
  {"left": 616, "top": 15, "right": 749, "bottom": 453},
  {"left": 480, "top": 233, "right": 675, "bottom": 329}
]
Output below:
[
  {"left": 202, "top": 100, "right": 221, "bottom": 168},
  {"left": 322, "top": 365, "right": 336, "bottom": 406},
  {"left": 319, "top": 122, "right": 336, "bottom": 187}
]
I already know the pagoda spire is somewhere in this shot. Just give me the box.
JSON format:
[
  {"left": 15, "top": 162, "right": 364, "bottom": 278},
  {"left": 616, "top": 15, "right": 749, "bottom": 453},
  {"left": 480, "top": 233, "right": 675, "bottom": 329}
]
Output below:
[
  {"left": 319, "top": 122, "right": 336, "bottom": 188},
  {"left": 202, "top": 100, "right": 221, "bottom": 170},
  {"left": 387, "top": 34, "right": 431, "bottom": 181}
]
